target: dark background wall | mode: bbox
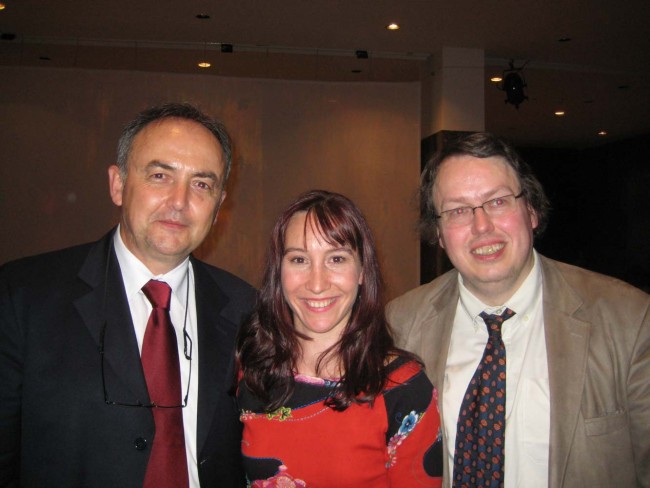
[524,134,650,292]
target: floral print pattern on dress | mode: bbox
[240,407,293,422]
[386,410,425,468]
[250,465,307,488]
[266,407,292,421]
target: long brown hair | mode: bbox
[236,190,405,411]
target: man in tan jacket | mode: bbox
[387,132,649,487]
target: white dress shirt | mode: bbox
[113,228,201,488]
[443,251,550,487]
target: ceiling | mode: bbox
[2,0,650,148]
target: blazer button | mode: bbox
[134,437,148,451]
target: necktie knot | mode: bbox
[142,280,172,311]
[480,308,515,339]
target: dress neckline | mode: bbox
[294,373,340,386]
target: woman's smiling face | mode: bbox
[281,211,363,345]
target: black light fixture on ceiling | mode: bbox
[497,60,528,109]
[355,50,369,59]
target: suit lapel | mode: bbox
[425,275,460,409]
[425,274,460,483]
[540,257,591,488]
[192,260,238,456]
[74,232,150,405]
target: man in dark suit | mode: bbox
[387,132,649,487]
[0,103,255,487]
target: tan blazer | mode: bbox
[387,255,650,488]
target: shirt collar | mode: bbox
[112,225,190,303]
[458,250,543,330]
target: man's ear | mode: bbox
[108,165,124,206]
[437,227,445,249]
[528,203,539,230]
[212,190,227,225]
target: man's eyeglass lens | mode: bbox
[437,192,524,227]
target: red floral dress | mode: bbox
[238,356,443,488]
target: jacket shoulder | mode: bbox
[388,269,458,315]
[1,241,95,287]
[191,259,256,307]
[542,257,649,311]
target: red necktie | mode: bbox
[453,308,515,488]
[141,280,189,488]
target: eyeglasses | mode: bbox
[435,192,525,227]
[99,322,192,408]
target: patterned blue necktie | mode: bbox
[452,308,515,488]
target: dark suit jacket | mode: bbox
[387,255,650,488]
[0,231,255,488]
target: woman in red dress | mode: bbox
[236,190,443,487]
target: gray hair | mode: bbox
[116,102,233,185]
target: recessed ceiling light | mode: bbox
[39,56,51,61]
[351,69,362,74]
[554,111,565,116]
[598,131,608,136]
[558,37,571,42]
[0,4,6,10]
[198,62,211,68]
[386,23,400,31]
[196,13,210,19]
[490,76,503,83]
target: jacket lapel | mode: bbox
[425,273,460,483]
[540,257,591,488]
[192,259,239,456]
[74,231,150,406]
[425,274,460,408]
